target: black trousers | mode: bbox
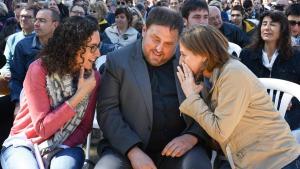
[94,145,212,169]
[0,95,15,145]
[0,95,15,169]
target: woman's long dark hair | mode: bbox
[40,16,98,76]
[248,11,293,59]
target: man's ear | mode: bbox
[142,25,147,37]
[53,21,59,28]
[183,18,188,27]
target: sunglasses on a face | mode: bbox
[271,4,285,11]
[289,20,300,26]
[117,1,126,5]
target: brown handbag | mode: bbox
[0,77,10,95]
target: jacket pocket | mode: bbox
[234,139,260,161]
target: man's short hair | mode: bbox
[146,7,184,35]
[135,3,145,12]
[209,0,222,10]
[25,4,41,18]
[181,0,209,19]
[70,4,86,14]
[285,3,300,17]
[231,5,244,16]
[39,8,61,22]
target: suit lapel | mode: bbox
[173,47,186,103]
[129,40,153,123]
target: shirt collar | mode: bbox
[262,49,278,70]
[23,30,35,36]
[32,35,43,49]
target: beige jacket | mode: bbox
[179,59,300,169]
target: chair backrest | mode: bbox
[259,78,300,117]
[228,42,242,57]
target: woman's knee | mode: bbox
[1,146,39,169]
[50,147,85,169]
[94,148,131,169]
[180,145,212,169]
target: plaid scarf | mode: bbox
[38,73,89,156]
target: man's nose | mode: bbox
[179,56,183,65]
[156,43,163,52]
[95,48,100,57]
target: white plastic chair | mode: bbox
[259,78,300,143]
[228,42,242,57]
[259,78,300,117]
[84,112,100,166]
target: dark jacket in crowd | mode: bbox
[58,2,69,18]
[240,48,300,130]
[9,34,41,103]
[220,22,250,48]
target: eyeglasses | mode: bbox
[71,10,85,16]
[89,10,96,14]
[117,1,126,5]
[289,20,300,26]
[86,44,100,53]
[20,15,33,19]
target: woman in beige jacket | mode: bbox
[176,25,300,169]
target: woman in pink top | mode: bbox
[1,16,101,169]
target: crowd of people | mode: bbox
[0,0,299,169]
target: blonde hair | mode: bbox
[89,1,108,20]
[180,25,230,72]
[130,7,145,30]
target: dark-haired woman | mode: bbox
[102,7,139,49]
[240,11,300,131]
[176,24,299,169]
[0,16,101,169]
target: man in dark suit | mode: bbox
[95,7,212,169]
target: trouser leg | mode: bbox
[50,147,85,169]
[94,148,132,169]
[159,145,212,169]
[1,146,39,169]
[0,95,15,145]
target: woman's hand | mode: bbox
[68,67,96,109]
[77,67,96,96]
[177,63,203,97]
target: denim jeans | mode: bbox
[1,145,84,169]
[282,156,300,169]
